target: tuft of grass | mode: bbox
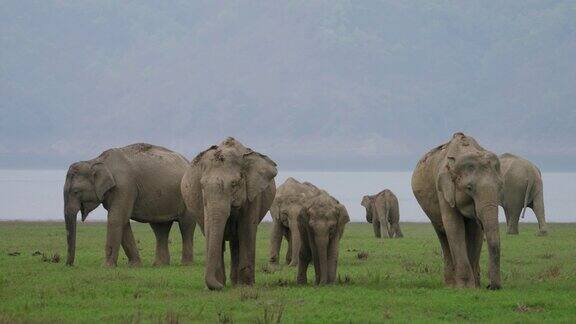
[239,287,259,301]
[356,251,369,260]
[337,274,353,285]
[217,311,233,324]
[515,303,544,313]
[537,265,561,281]
[256,303,285,324]
[40,252,61,263]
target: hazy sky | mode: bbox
[1,1,575,170]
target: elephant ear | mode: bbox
[91,162,116,201]
[297,206,310,232]
[337,204,350,226]
[336,204,350,237]
[243,151,278,202]
[269,200,280,220]
[437,157,456,208]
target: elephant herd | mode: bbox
[64,133,547,290]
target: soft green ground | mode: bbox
[0,222,574,323]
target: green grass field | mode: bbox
[0,222,574,323]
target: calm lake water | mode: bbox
[0,169,574,222]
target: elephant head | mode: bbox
[360,195,373,223]
[300,193,349,284]
[63,160,115,265]
[437,149,503,288]
[188,137,277,289]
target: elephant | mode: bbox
[297,189,350,285]
[499,153,547,236]
[269,177,321,266]
[180,137,277,290]
[411,132,503,290]
[64,143,196,267]
[361,189,403,238]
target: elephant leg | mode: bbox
[230,235,239,286]
[150,222,173,266]
[373,219,381,238]
[121,222,142,267]
[297,227,311,285]
[327,235,340,284]
[532,191,547,236]
[465,219,483,288]
[387,220,395,238]
[268,221,284,265]
[442,210,476,288]
[379,217,390,238]
[505,206,521,235]
[310,234,321,285]
[104,202,133,267]
[237,210,258,286]
[394,222,404,238]
[285,230,292,265]
[178,215,195,265]
[434,227,455,287]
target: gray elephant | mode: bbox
[64,143,196,267]
[361,189,403,238]
[269,178,321,266]
[180,137,277,290]
[411,133,502,289]
[499,153,547,236]
[297,188,349,285]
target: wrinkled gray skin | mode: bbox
[181,138,277,290]
[269,178,321,266]
[64,143,196,267]
[361,189,403,238]
[499,153,547,236]
[411,133,503,290]
[297,189,350,285]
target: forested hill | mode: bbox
[1,1,575,170]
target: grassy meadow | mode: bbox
[0,221,575,323]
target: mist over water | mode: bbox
[0,169,574,223]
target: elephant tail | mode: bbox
[521,178,533,219]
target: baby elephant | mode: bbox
[499,153,547,235]
[269,178,321,266]
[361,190,403,238]
[297,189,349,285]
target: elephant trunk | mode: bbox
[65,212,77,266]
[204,199,231,290]
[315,233,330,285]
[64,187,80,266]
[476,193,501,290]
[288,220,301,267]
[365,208,372,223]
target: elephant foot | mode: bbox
[153,259,170,266]
[486,283,502,290]
[506,229,519,235]
[104,261,117,268]
[128,259,142,267]
[537,230,548,236]
[206,277,225,291]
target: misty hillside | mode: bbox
[1,1,575,170]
